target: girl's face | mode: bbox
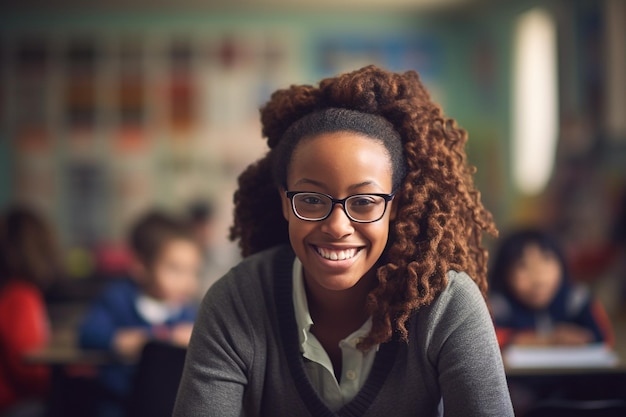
[145,239,201,306]
[280,131,397,295]
[508,243,562,310]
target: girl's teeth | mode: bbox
[317,247,356,260]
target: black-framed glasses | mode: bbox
[285,191,395,223]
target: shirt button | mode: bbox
[346,370,357,380]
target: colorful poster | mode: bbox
[65,39,98,131]
[116,38,147,152]
[14,37,51,153]
[316,35,442,85]
[167,38,195,139]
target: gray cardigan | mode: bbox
[173,245,513,416]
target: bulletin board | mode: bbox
[0,16,446,270]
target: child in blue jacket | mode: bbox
[79,210,201,413]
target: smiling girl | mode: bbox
[174,66,513,416]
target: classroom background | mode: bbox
[1,0,625,415]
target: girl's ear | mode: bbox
[279,187,291,221]
[389,196,399,221]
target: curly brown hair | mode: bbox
[230,65,497,349]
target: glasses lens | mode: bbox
[346,195,387,222]
[292,193,332,220]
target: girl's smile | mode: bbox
[309,244,365,274]
[313,245,361,261]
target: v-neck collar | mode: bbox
[273,246,399,417]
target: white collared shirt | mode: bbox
[291,258,378,411]
[135,294,181,325]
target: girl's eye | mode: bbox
[348,196,383,214]
[301,196,324,205]
[351,197,376,206]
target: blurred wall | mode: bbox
[0,8,459,255]
[1,0,624,278]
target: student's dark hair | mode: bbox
[230,65,497,349]
[488,227,569,299]
[129,210,195,267]
[187,199,215,224]
[0,204,61,289]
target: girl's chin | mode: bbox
[304,262,377,293]
[311,276,364,292]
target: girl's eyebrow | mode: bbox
[292,178,384,191]
[348,181,384,191]
[293,178,324,188]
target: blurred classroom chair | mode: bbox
[125,341,187,417]
[524,398,626,417]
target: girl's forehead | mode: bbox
[292,131,390,158]
[287,132,393,189]
[291,133,391,166]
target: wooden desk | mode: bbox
[501,343,626,417]
[25,346,118,367]
[24,324,136,367]
[506,363,626,377]
[503,343,620,369]
[507,369,626,412]
[504,348,626,416]
[24,342,135,417]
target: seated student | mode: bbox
[0,205,61,417]
[79,210,201,415]
[489,227,614,348]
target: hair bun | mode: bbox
[261,85,320,149]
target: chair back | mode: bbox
[524,398,626,417]
[126,341,187,417]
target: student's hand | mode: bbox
[113,328,149,359]
[170,323,194,347]
[550,324,594,345]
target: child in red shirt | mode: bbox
[0,206,61,415]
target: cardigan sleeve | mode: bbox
[173,269,254,417]
[428,272,514,417]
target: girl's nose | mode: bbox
[320,204,354,239]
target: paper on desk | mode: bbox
[503,343,619,368]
